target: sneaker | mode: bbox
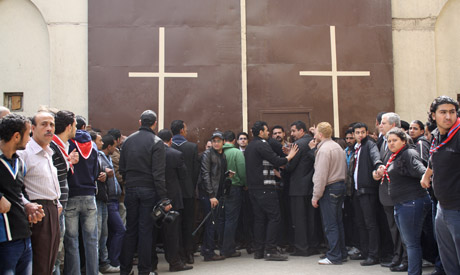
[347,247,360,256]
[100,265,120,273]
[319,258,336,265]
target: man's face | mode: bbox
[272,128,285,143]
[95,134,103,150]
[345,133,355,147]
[205,141,212,150]
[314,128,322,141]
[237,135,248,148]
[17,123,31,150]
[108,144,116,155]
[380,117,394,135]
[181,123,188,137]
[408,123,424,140]
[259,125,269,140]
[69,119,77,139]
[354,127,367,144]
[32,113,55,147]
[211,137,223,152]
[432,104,458,134]
[290,125,304,141]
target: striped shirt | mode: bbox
[17,138,61,205]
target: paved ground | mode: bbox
[123,250,435,275]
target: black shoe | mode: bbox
[222,251,241,258]
[390,263,408,272]
[381,261,399,268]
[203,255,225,262]
[431,270,446,275]
[254,251,264,259]
[186,253,194,265]
[169,263,193,272]
[350,253,365,260]
[246,247,254,254]
[360,257,379,266]
[265,251,288,261]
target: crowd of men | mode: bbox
[0,94,459,275]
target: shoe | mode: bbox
[223,251,241,258]
[347,246,360,256]
[390,263,408,272]
[423,259,435,268]
[431,270,446,275]
[169,263,193,272]
[203,255,225,262]
[318,258,341,265]
[290,250,310,257]
[254,251,264,259]
[360,257,379,266]
[186,253,194,265]
[350,253,365,260]
[342,256,348,262]
[246,247,254,254]
[149,272,158,275]
[264,251,288,261]
[100,265,120,273]
[381,261,399,268]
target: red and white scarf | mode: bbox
[430,117,460,155]
[381,145,405,185]
[52,135,74,174]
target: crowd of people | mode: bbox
[0,94,459,275]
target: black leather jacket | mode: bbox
[198,148,226,198]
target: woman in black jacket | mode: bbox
[409,120,430,165]
[373,127,430,275]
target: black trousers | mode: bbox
[290,195,321,252]
[249,189,281,253]
[352,192,380,259]
[152,214,182,268]
[383,205,407,264]
[179,198,195,256]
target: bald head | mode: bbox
[0,106,10,119]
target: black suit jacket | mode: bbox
[285,134,315,196]
[165,145,187,209]
[172,140,199,198]
[379,140,393,206]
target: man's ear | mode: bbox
[139,120,142,126]
[431,112,436,122]
[13,132,21,142]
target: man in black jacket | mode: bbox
[119,110,171,275]
[285,120,319,256]
[351,123,382,266]
[171,120,199,264]
[154,129,193,272]
[245,121,298,261]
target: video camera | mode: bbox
[151,199,180,227]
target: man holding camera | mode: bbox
[119,110,171,275]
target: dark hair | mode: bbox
[426,121,437,132]
[410,120,425,131]
[376,111,386,125]
[223,130,236,142]
[76,115,87,129]
[290,121,307,132]
[237,132,248,140]
[400,120,409,131]
[428,95,459,124]
[55,110,75,135]
[271,125,284,133]
[352,122,368,132]
[0,114,30,142]
[251,121,268,137]
[101,134,115,150]
[386,127,408,143]
[158,129,173,142]
[107,128,121,140]
[88,130,98,141]
[140,110,157,127]
[170,120,185,135]
[345,129,354,136]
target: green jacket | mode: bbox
[223,143,246,187]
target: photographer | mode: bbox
[152,129,193,272]
[197,131,228,261]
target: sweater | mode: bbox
[222,143,246,187]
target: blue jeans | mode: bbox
[97,200,110,268]
[0,238,32,275]
[107,201,125,266]
[200,197,218,257]
[319,182,347,264]
[120,187,157,275]
[218,185,242,256]
[394,195,431,275]
[435,204,460,275]
[64,196,99,275]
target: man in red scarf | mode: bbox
[421,95,460,275]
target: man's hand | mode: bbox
[58,205,63,216]
[286,144,299,161]
[420,168,433,189]
[105,168,114,178]
[25,203,45,224]
[164,204,172,212]
[69,149,79,165]
[210,198,219,209]
[97,172,107,182]
[308,139,317,149]
[312,199,319,208]
[0,196,11,213]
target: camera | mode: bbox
[151,198,180,227]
